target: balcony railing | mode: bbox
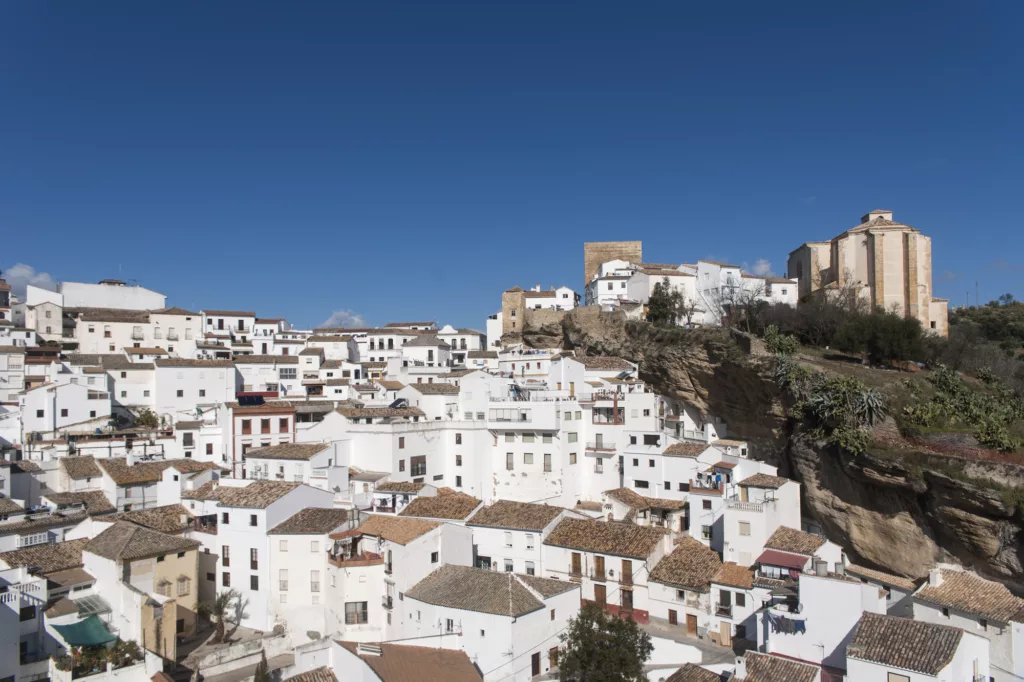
[590,568,607,582]
[725,499,764,513]
[716,602,733,618]
[586,442,615,452]
[327,552,383,568]
[382,595,393,610]
[569,567,583,582]
[167,331,179,341]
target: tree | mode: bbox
[134,408,159,429]
[253,650,269,682]
[646,277,682,326]
[834,309,925,366]
[558,602,653,682]
[198,589,240,644]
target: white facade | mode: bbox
[20,382,112,437]
[60,280,166,310]
[153,359,239,426]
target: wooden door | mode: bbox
[668,609,678,626]
[531,652,541,677]
[549,647,559,669]
[594,555,605,579]
[594,584,607,604]
[621,559,633,585]
[719,622,732,648]
[621,589,633,612]
[571,552,581,577]
[686,614,697,636]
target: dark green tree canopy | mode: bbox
[559,602,653,682]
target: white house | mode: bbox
[911,567,1024,682]
[0,345,27,402]
[466,500,579,574]
[846,612,991,682]
[60,279,166,311]
[585,260,638,308]
[153,358,238,426]
[721,473,802,568]
[519,285,579,311]
[403,564,580,681]
[243,442,347,493]
[20,381,112,437]
[284,639,481,682]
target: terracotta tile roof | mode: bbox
[354,515,440,545]
[649,536,722,592]
[106,504,194,534]
[336,641,482,682]
[408,383,460,395]
[86,521,199,561]
[663,443,712,457]
[233,355,298,364]
[71,307,151,323]
[226,400,297,413]
[155,358,234,368]
[151,307,198,316]
[741,652,817,682]
[665,664,721,682]
[46,567,95,588]
[202,310,255,317]
[42,490,115,515]
[243,442,330,461]
[298,347,324,356]
[737,473,790,489]
[97,457,220,485]
[544,518,666,559]
[338,407,425,419]
[0,497,23,515]
[283,667,338,682]
[375,481,426,494]
[398,491,481,521]
[847,613,963,675]
[268,508,354,535]
[360,361,388,369]
[438,369,475,378]
[574,356,634,370]
[378,380,405,390]
[0,538,89,574]
[215,481,302,509]
[122,347,168,356]
[0,345,27,354]
[523,290,556,298]
[61,456,102,479]
[324,378,350,386]
[467,350,497,359]
[698,260,740,269]
[384,321,436,328]
[307,335,352,343]
[845,564,917,592]
[574,501,603,512]
[604,488,686,512]
[517,572,579,599]
[712,562,754,590]
[915,569,1024,623]
[406,565,549,616]
[764,527,827,556]
[181,481,226,501]
[0,510,89,535]
[321,360,342,369]
[468,500,565,531]
[403,335,450,349]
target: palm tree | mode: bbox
[198,589,238,644]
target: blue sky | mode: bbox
[1,1,1021,329]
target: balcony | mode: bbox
[590,568,607,582]
[191,518,218,534]
[716,602,732,618]
[167,331,179,341]
[725,499,764,513]
[620,573,633,586]
[382,595,393,610]
[586,442,616,453]
[569,567,583,583]
[131,330,145,340]
[327,552,383,568]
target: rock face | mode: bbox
[553,308,1024,588]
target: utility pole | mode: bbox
[976,281,979,307]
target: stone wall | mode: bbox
[583,241,642,286]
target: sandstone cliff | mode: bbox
[551,308,1024,588]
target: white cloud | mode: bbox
[4,263,58,299]
[319,309,368,329]
[749,258,774,277]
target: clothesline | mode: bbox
[767,612,807,634]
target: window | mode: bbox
[523,433,535,443]
[399,437,405,449]
[207,572,215,581]
[702,525,712,540]
[738,521,751,536]
[222,572,231,587]
[345,602,368,625]
[207,443,214,455]
[222,545,230,566]
[455,432,462,445]
[311,541,319,553]
[649,459,655,467]
[635,480,649,489]
[279,539,288,552]
[261,418,270,434]
[279,569,288,591]
[250,548,259,569]
[222,512,230,525]
[431,552,439,563]
[455,475,462,487]
[505,432,514,443]
[20,605,36,621]
[643,434,659,446]
[177,390,184,398]
[543,433,552,444]
[398,459,405,472]
[410,456,426,476]
[506,452,514,471]
[564,411,571,420]
[455,454,462,466]
[177,577,191,597]
[543,453,552,472]
[90,410,96,418]
[630,435,637,445]
[60,408,68,417]
[504,532,513,547]
[36,409,43,418]
[551,609,556,621]
[310,570,320,592]
[526,534,535,550]
[199,389,206,398]
[280,367,296,379]
[569,452,577,464]
[887,675,910,682]
[183,433,194,447]
[121,371,127,379]
[241,419,251,434]
[525,561,535,576]
[567,432,577,443]
[250,575,259,590]
[643,409,650,417]
[504,559,514,572]
[524,453,534,465]
[279,417,288,432]
[144,390,150,397]
[632,458,639,466]
[736,593,746,607]
[575,411,581,420]
[664,481,670,490]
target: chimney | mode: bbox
[929,568,943,587]
[814,560,827,577]
[840,551,849,569]
[125,453,135,467]
[734,655,747,679]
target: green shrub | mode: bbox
[764,325,799,356]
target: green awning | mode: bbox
[52,615,117,647]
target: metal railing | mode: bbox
[590,568,607,582]
[725,499,764,513]
[716,602,732,618]
[586,442,615,451]
[382,596,393,610]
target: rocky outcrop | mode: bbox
[550,308,1024,588]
